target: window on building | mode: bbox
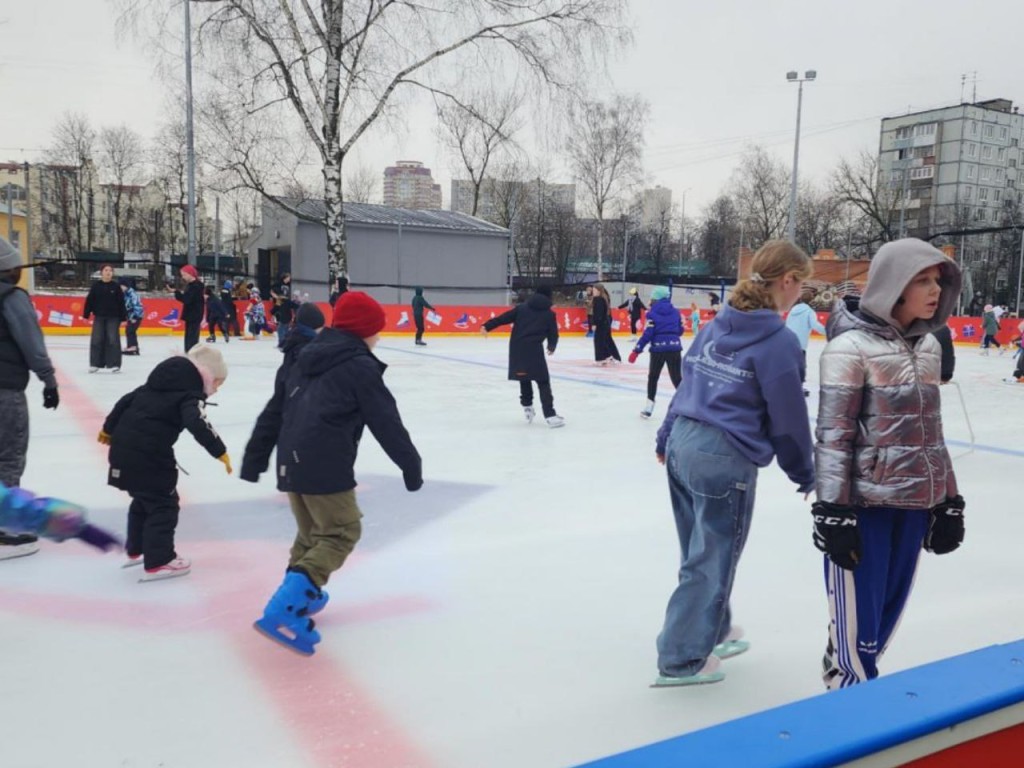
[996,169,1005,182]
[971,120,979,135]
[962,187,973,201]
[968,165,977,179]
[994,189,1003,203]
[914,123,937,136]
[913,146,934,159]
[979,187,989,201]
[984,124,995,138]
[982,167,993,181]
[895,126,912,140]
[890,171,903,183]
[982,146,994,160]
[910,166,935,180]
[998,148,1007,161]
[1012,159,1019,168]
[975,208,987,221]
[967,143,978,157]
[1000,126,1009,140]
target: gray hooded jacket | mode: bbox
[815,239,961,509]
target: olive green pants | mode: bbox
[287,491,363,588]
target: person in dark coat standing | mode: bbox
[221,280,241,337]
[0,235,60,560]
[411,286,434,346]
[271,273,295,349]
[169,264,205,352]
[83,264,127,372]
[99,346,231,581]
[204,286,230,343]
[618,288,647,337]
[240,302,325,482]
[481,286,565,428]
[252,291,422,655]
[591,283,621,364]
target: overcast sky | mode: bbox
[4,0,1024,223]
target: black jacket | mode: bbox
[83,280,128,320]
[933,325,955,382]
[240,328,316,481]
[618,295,646,320]
[175,281,205,323]
[206,295,228,324]
[276,329,421,494]
[103,357,226,494]
[483,292,559,381]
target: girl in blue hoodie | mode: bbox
[651,240,816,687]
[628,285,683,418]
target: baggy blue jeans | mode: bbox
[656,417,758,677]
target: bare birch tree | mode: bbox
[565,93,647,279]
[99,125,145,252]
[343,162,379,204]
[46,112,96,255]
[118,0,628,290]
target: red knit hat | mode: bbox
[181,264,199,279]
[331,291,386,338]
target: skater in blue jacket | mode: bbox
[627,286,683,419]
[784,297,826,395]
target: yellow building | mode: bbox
[0,206,30,290]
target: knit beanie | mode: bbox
[331,291,386,338]
[181,264,199,279]
[295,302,325,330]
[651,286,670,301]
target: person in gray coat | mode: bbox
[0,236,60,560]
[813,238,963,690]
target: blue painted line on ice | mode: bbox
[380,344,1024,459]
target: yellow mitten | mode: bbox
[218,454,233,475]
[97,431,111,445]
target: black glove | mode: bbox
[812,501,861,570]
[924,494,965,555]
[404,472,423,492]
[43,387,59,410]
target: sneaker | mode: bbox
[88,367,99,373]
[524,406,536,423]
[140,557,191,582]
[713,626,750,659]
[641,399,654,418]
[121,553,144,569]
[546,415,566,428]
[111,367,121,373]
[0,532,41,560]
[652,655,724,687]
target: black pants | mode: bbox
[414,315,425,342]
[207,319,229,341]
[983,334,1001,349]
[800,349,807,384]
[124,318,141,351]
[89,316,122,369]
[226,306,241,336]
[126,490,181,569]
[184,321,201,352]
[647,351,682,400]
[519,378,555,418]
[630,315,641,335]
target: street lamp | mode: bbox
[786,69,816,243]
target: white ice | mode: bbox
[3,331,1023,768]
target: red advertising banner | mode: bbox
[26,295,1021,342]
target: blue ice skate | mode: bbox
[253,570,323,656]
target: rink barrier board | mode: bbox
[27,296,1023,341]
[575,640,1024,768]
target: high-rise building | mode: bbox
[382,161,443,210]
[640,186,672,229]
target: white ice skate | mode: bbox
[140,557,191,582]
[524,406,536,423]
[641,399,655,418]
[546,415,566,428]
[121,554,144,569]
[0,533,41,560]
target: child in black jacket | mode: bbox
[253,292,422,655]
[169,265,205,352]
[204,286,229,343]
[99,346,232,581]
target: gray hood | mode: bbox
[0,236,20,272]
[859,238,962,338]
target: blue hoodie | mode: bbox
[784,302,826,351]
[655,303,814,491]
[634,298,683,354]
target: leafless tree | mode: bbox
[696,195,742,277]
[566,93,648,279]
[831,151,900,250]
[343,161,379,204]
[117,0,629,290]
[46,112,97,254]
[793,184,847,256]
[438,86,523,217]
[729,145,790,249]
[99,125,145,252]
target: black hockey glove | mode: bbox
[812,501,861,570]
[43,387,59,410]
[924,495,965,555]
[404,471,423,492]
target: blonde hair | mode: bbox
[730,240,813,312]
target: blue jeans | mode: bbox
[656,417,758,677]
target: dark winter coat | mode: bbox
[83,280,128,321]
[591,295,621,361]
[276,328,422,495]
[205,295,228,324]
[618,294,646,321]
[175,281,205,323]
[240,327,316,482]
[411,287,434,320]
[483,292,559,381]
[635,298,683,354]
[932,325,955,382]
[103,357,226,494]
[0,282,57,392]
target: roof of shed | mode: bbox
[276,198,509,235]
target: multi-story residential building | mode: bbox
[640,185,672,229]
[450,178,575,223]
[382,161,443,209]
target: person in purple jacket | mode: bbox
[651,240,816,687]
[627,285,683,419]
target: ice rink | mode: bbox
[4,330,1024,768]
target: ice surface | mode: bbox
[3,332,1022,768]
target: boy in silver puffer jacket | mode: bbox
[813,238,964,690]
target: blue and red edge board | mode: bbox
[576,640,1024,768]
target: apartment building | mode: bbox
[382,161,443,209]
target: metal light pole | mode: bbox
[184,0,198,265]
[1016,225,1024,316]
[786,69,817,243]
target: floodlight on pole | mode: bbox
[786,69,816,243]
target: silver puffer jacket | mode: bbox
[815,303,957,509]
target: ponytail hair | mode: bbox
[730,240,813,312]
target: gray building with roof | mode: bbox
[252,198,511,304]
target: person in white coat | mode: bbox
[785,298,826,396]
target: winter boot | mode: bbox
[640,399,655,418]
[253,570,323,655]
[652,655,724,687]
[523,406,536,423]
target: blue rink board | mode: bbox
[577,640,1024,768]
